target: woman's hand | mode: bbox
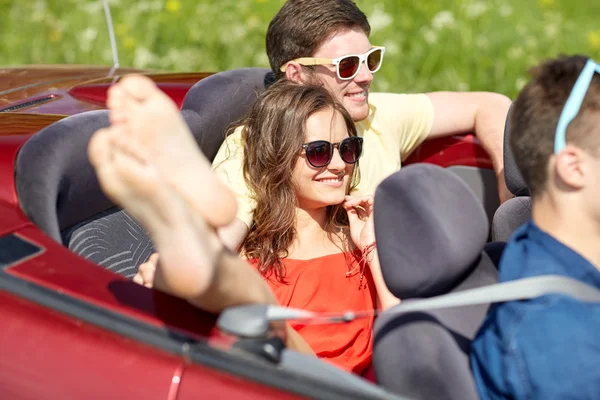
[133,252,159,288]
[344,195,375,251]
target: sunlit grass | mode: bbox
[1,0,599,98]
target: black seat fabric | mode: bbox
[483,241,507,268]
[16,110,113,241]
[372,163,498,400]
[491,197,532,242]
[62,208,154,278]
[491,105,533,241]
[15,110,154,277]
[503,107,529,198]
[181,67,274,161]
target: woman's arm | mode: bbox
[344,195,400,311]
[363,247,400,311]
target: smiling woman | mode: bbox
[231,80,399,373]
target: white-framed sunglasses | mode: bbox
[280,46,386,81]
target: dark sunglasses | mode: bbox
[281,47,386,81]
[301,136,363,168]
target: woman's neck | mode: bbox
[288,206,344,259]
[295,206,329,232]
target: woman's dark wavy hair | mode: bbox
[241,80,360,281]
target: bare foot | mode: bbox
[88,126,220,298]
[106,74,237,228]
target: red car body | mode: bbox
[0,65,496,399]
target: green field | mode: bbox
[2,0,600,98]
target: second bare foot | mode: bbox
[106,74,238,228]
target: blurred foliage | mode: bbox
[1,0,600,98]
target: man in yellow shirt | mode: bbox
[212,0,512,250]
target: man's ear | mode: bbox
[554,145,585,190]
[284,62,309,84]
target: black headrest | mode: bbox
[503,104,530,196]
[15,110,114,242]
[374,164,489,299]
[181,67,274,161]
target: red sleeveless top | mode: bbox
[257,251,376,374]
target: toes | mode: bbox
[119,75,160,102]
[114,132,148,163]
[88,128,114,168]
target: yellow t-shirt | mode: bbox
[212,92,434,227]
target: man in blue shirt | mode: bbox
[470,55,600,399]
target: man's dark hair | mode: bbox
[510,54,600,197]
[266,0,370,79]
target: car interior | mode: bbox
[12,68,532,399]
[372,163,500,400]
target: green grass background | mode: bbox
[2,0,600,98]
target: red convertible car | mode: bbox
[0,63,501,399]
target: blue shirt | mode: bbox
[470,221,600,399]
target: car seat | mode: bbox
[15,69,275,277]
[372,163,499,400]
[180,67,274,161]
[14,110,155,278]
[491,106,532,242]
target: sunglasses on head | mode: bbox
[554,58,600,154]
[301,136,363,168]
[280,47,386,81]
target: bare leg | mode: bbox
[106,74,237,228]
[88,99,313,355]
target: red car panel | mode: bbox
[0,289,180,399]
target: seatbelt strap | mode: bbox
[218,275,600,337]
[374,274,600,316]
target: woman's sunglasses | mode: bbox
[281,47,386,81]
[301,136,363,168]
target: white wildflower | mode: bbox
[508,46,525,59]
[369,5,393,34]
[476,36,489,50]
[422,28,438,44]
[525,36,538,49]
[254,53,269,67]
[32,0,47,22]
[383,40,400,56]
[133,47,158,68]
[544,24,558,37]
[465,2,489,19]
[80,1,103,16]
[499,5,513,17]
[516,25,528,35]
[515,77,528,91]
[457,82,470,91]
[80,27,98,52]
[228,25,249,42]
[431,11,456,31]
[65,49,76,64]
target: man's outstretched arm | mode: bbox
[426,91,513,203]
